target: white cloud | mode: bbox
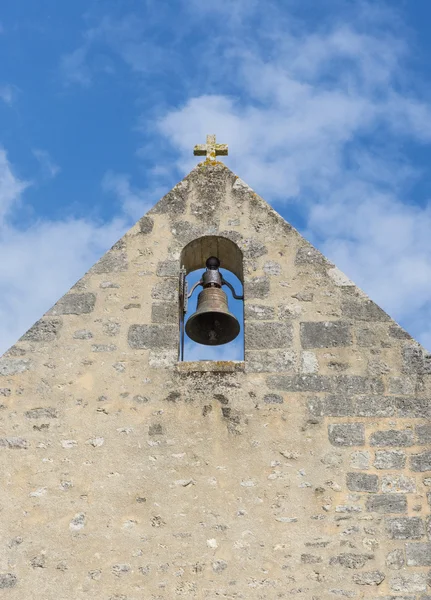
[0,84,16,105]
[32,149,61,179]
[60,46,92,86]
[101,171,154,221]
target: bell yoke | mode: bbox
[185,256,243,346]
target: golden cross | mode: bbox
[193,134,228,161]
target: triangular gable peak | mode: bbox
[0,158,430,599]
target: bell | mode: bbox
[186,287,240,346]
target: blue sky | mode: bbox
[2,0,431,355]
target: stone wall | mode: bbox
[0,162,430,599]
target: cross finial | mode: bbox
[193,134,228,162]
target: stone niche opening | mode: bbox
[179,235,245,368]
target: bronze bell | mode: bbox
[185,257,241,346]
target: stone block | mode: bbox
[388,377,415,395]
[244,304,275,320]
[242,239,268,259]
[389,325,412,339]
[416,425,431,444]
[352,570,385,585]
[308,395,353,417]
[390,573,427,592]
[396,396,431,418]
[355,395,395,417]
[91,251,128,274]
[341,297,390,321]
[268,374,332,392]
[381,475,416,494]
[245,350,296,373]
[151,279,177,301]
[346,472,378,492]
[73,329,93,340]
[402,344,431,375]
[245,322,292,349]
[385,517,425,540]
[139,216,154,234]
[328,423,365,446]
[128,325,177,349]
[295,245,328,265]
[263,394,283,404]
[151,303,177,324]
[329,553,374,568]
[20,318,62,342]
[369,429,414,447]
[244,276,270,299]
[405,543,431,566]
[156,260,178,277]
[374,450,406,470]
[91,344,117,352]
[410,451,431,472]
[0,438,28,449]
[263,261,281,275]
[385,549,405,570]
[366,494,407,514]
[149,351,177,368]
[0,574,17,588]
[150,186,187,214]
[356,326,380,347]
[0,359,30,376]
[301,351,319,374]
[49,293,96,315]
[335,375,384,395]
[300,321,352,349]
[350,451,370,470]
[25,407,58,419]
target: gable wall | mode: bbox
[0,163,430,599]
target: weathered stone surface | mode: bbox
[386,517,425,539]
[295,245,328,265]
[73,329,93,339]
[148,350,177,368]
[50,293,96,315]
[91,251,128,274]
[151,279,177,301]
[244,304,275,320]
[370,429,414,447]
[374,450,406,470]
[151,303,177,324]
[329,553,374,569]
[245,350,296,373]
[263,393,283,404]
[20,318,62,342]
[388,376,415,395]
[411,450,431,472]
[385,549,405,570]
[25,407,58,419]
[150,186,187,215]
[335,375,384,395]
[402,344,431,375]
[416,425,431,444]
[366,494,407,514]
[328,423,365,446]
[406,543,431,566]
[346,472,378,492]
[355,395,395,417]
[352,570,385,585]
[381,475,416,493]
[0,574,17,588]
[138,216,154,234]
[263,260,281,275]
[301,351,319,374]
[350,451,370,470]
[308,395,353,417]
[390,573,427,592]
[0,358,30,376]
[396,396,431,418]
[156,260,178,277]
[128,325,177,349]
[0,437,28,449]
[342,297,390,321]
[0,388,11,396]
[268,374,332,392]
[91,344,117,352]
[244,276,270,299]
[245,322,292,349]
[300,321,352,348]
[389,324,412,339]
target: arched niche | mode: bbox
[180,236,243,282]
